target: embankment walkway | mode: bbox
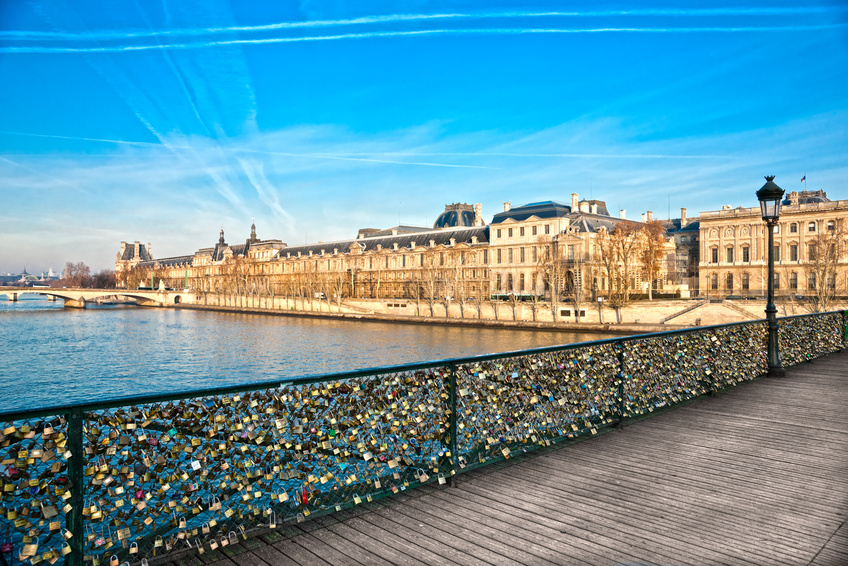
[191,349,847,566]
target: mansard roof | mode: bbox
[491,201,573,224]
[120,244,151,261]
[566,213,628,234]
[279,226,489,259]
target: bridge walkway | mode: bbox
[185,350,848,566]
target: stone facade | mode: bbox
[698,190,848,297]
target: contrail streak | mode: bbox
[2,24,844,54]
[0,156,90,194]
[0,130,165,146]
[236,148,500,169]
[1,7,841,40]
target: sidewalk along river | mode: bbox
[0,295,614,412]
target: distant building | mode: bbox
[698,189,848,297]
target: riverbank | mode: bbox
[172,302,662,334]
[165,295,848,334]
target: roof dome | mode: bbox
[433,203,476,229]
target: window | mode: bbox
[519,273,525,291]
[508,228,513,237]
[386,256,389,268]
[774,245,780,262]
[520,227,525,237]
[482,250,488,264]
[496,229,501,238]
[532,246,537,263]
[568,245,575,261]
[497,249,502,264]
[419,254,423,266]
[808,273,816,291]
[790,244,798,261]
[402,255,406,267]
[828,273,836,290]
[496,274,502,291]
[808,244,816,261]
[520,247,525,263]
[827,220,835,232]
[726,248,734,263]
[710,273,718,290]
[808,222,816,232]
[532,226,538,236]
[742,273,750,290]
[544,224,550,235]
[790,272,798,290]
[774,273,780,290]
[742,246,749,263]
[790,223,798,233]
[507,273,513,291]
[439,253,444,266]
[726,273,733,290]
[508,248,514,263]
[711,248,718,264]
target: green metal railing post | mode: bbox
[843,310,848,345]
[616,340,626,429]
[68,409,84,566]
[447,363,458,487]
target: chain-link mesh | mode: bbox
[779,313,844,366]
[79,367,450,564]
[454,343,620,468]
[0,416,73,565]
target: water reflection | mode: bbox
[0,296,611,411]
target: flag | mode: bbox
[801,175,806,182]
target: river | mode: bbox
[0,295,612,412]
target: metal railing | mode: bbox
[1,311,845,566]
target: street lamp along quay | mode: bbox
[756,175,785,377]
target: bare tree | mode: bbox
[805,218,845,312]
[595,221,642,323]
[63,261,92,288]
[639,220,668,300]
[536,236,567,322]
[91,270,117,288]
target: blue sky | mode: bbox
[1,1,846,273]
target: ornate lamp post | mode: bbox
[757,175,785,377]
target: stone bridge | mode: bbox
[0,286,194,308]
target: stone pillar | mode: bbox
[64,298,86,309]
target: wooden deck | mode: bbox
[189,350,848,566]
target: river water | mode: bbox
[0,295,612,412]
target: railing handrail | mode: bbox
[2,310,842,421]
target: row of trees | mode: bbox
[62,261,116,288]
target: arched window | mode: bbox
[507,273,514,291]
[519,273,525,291]
[496,274,502,291]
[790,222,798,233]
[742,273,750,290]
[726,273,734,290]
[808,272,817,290]
[710,273,718,290]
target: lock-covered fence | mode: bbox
[1,311,846,566]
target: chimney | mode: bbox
[641,213,646,222]
[134,241,140,258]
[503,202,511,212]
[393,243,398,250]
[147,242,152,258]
[619,209,626,219]
[474,203,483,226]
[647,211,653,222]
[471,236,478,244]
[120,242,127,255]
[571,193,579,209]
[680,207,687,227]
[392,229,398,236]
[410,241,416,248]
[449,238,456,246]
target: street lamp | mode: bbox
[756,175,785,377]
